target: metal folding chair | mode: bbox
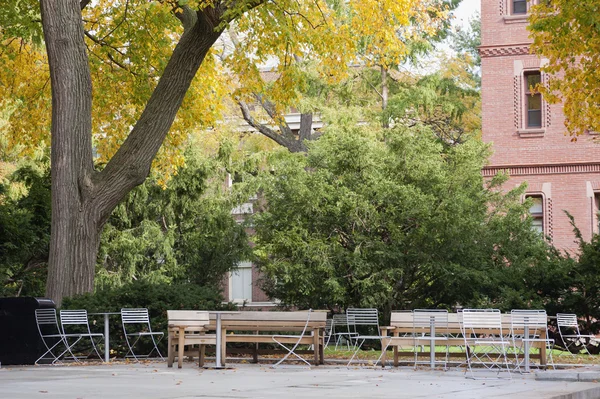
[346,308,383,366]
[324,318,333,348]
[272,309,313,368]
[556,313,598,355]
[460,309,512,379]
[121,308,164,361]
[331,313,356,350]
[35,309,73,364]
[412,309,449,369]
[59,309,104,362]
[510,309,554,372]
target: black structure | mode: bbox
[0,297,56,365]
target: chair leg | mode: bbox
[149,334,164,360]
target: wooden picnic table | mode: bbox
[380,312,549,368]
[205,310,328,366]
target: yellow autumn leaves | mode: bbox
[1,0,451,183]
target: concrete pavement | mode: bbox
[1,362,600,399]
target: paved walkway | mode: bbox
[1,362,600,399]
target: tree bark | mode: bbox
[41,0,95,304]
[41,0,261,305]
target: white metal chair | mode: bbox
[271,309,313,368]
[510,309,554,372]
[412,309,449,369]
[121,308,164,361]
[324,318,333,348]
[460,309,512,379]
[556,313,598,355]
[346,308,383,366]
[35,308,74,364]
[331,313,356,350]
[59,309,104,362]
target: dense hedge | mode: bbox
[62,281,234,358]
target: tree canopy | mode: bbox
[251,118,558,314]
[529,1,600,136]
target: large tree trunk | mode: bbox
[41,0,252,306]
[41,0,96,303]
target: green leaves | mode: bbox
[252,121,558,313]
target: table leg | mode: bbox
[178,327,184,368]
[104,314,110,362]
[430,321,436,370]
[313,329,319,365]
[524,325,530,372]
[215,315,222,368]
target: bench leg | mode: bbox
[394,346,399,367]
[167,332,174,368]
[313,331,319,365]
[252,343,258,363]
[319,339,324,365]
[199,344,205,367]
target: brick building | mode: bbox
[481,0,600,253]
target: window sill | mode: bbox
[504,14,529,24]
[517,128,545,138]
[223,301,280,307]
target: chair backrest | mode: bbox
[122,308,151,325]
[510,309,547,329]
[413,309,448,335]
[325,318,333,335]
[332,314,349,327]
[35,308,61,336]
[60,309,93,335]
[346,308,379,327]
[36,308,59,326]
[510,309,548,337]
[556,313,581,334]
[60,309,90,325]
[461,309,503,335]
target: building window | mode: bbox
[513,0,527,14]
[525,71,542,128]
[230,261,253,302]
[527,195,544,234]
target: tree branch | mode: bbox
[80,0,91,10]
[238,100,296,149]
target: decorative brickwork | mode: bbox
[482,0,600,251]
[543,74,551,127]
[480,45,530,58]
[482,163,600,178]
[513,76,521,129]
[545,197,554,240]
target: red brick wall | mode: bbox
[481,0,600,252]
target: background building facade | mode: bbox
[481,0,600,252]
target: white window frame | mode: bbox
[229,261,253,304]
[525,194,545,235]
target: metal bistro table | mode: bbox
[89,312,121,362]
[208,311,240,369]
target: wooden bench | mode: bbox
[381,312,549,367]
[205,310,328,366]
[167,310,216,368]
